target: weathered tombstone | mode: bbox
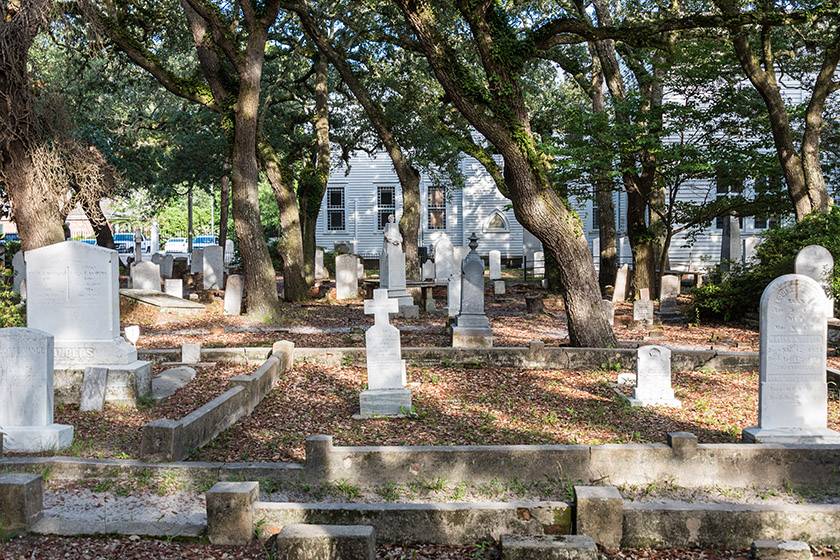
[182,342,201,364]
[613,264,630,302]
[358,289,411,417]
[434,237,455,284]
[314,248,326,280]
[79,367,108,412]
[12,251,24,295]
[203,245,224,290]
[422,259,435,281]
[151,253,163,266]
[0,328,74,451]
[190,247,204,274]
[25,242,151,406]
[626,345,681,407]
[489,250,502,280]
[633,300,654,324]
[659,275,680,315]
[452,234,493,347]
[447,274,461,318]
[131,261,161,291]
[223,274,243,315]
[494,280,505,295]
[335,254,358,300]
[720,214,741,272]
[532,251,545,277]
[134,227,143,262]
[795,245,834,318]
[380,216,417,317]
[743,274,840,443]
[601,300,615,326]
[356,255,364,280]
[164,279,183,299]
[224,239,235,267]
[160,254,174,279]
[639,288,650,301]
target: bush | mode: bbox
[693,207,840,320]
[0,266,25,327]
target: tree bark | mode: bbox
[0,0,65,252]
[79,195,116,250]
[219,171,230,259]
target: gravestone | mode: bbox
[720,214,741,272]
[315,248,326,280]
[224,239,235,267]
[160,254,174,279]
[203,245,224,290]
[380,216,417,317]
[134,227,143,262]
[633,300,654,324]
[494,280,505,295]
[356,255,365,280]
[434,237,455,284]
[532,251,545,277]
[165,279,183,299]
[190,247,204,274]
[626,345,680,407]
[422,259,435,280]
[335,254,358,300]
[25,241,151,406]
[743,274,840,443]
[224,274,243,315]
[489,250,502,280]
[639,288,650,301]
[0,328,74,452]
[79,367,108,412]
[601,300,615,326]
[182,343,201,364]
[659,275,680,315]
[447,274,461,318]
[613,264,630,302]
[795,245,834,318]
[452,234,493,347]
[131,261,161,291]
[151,253,163,266]
[358,289,411,417]
[522,228,541,271]
[12,251,24,295]
[744,237,761,265]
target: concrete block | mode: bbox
[751,540,812,560]
[139,418,179,462]
[0,474,43,532]
[501,534,597,560]
[181,342,201,364]
[206,481,259,545]
[305,435,333,481]
[574,486,622,548]
[668,432,698,458]
[358,388,412,418]
[272,340,295,369]
[273,524,375,560]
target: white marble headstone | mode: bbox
[422,259,435,280]
[363,289,406,390]
[659,275,680,315]
[489,250,502,280]
[629,345,680,407]
[165,279,183,299]
[25,241,136,367]
[633,300,654,324]
[131,261,161,291]
[434,237,455,284]
[335,254,358,300]
[0,327,74,451]
[203,245,224,289]
[12,251,24,295]
[795,245,834,318]
[743,274,840,443]
[315,248,326,280]
[224,274,243,315]
[613,264,630,302]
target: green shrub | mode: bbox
[692,207,840,320]
[0,266,25,327]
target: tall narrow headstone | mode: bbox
[613,264,629,302]
[134,227,143,262]
[380,216,417,317]
[0,328,74,451]
[335,254,358,300]
[203,245,224,290]
[601,300,615,326]
[452,234,493,347]
[12,251,24,295]
[190,247,204,274]
[358,289,411,417]
[131,261,161,291]
[79,367,108,412]
[522,228,541,271]
[434,237,455,284]
[532,251,545,277]
[223,274,243,315]
[356,255,364,280]
[224,239,235,267]
[160,254,174,279]
[489,250,502,280]
[626,345,680,408]
[659,275,680,315]
[314,248,326,280]
[795,245,834,318]
[743,274,840,443]
[721,214,741,272]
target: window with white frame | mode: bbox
[377,185,396,230]
[715,168,744,229]
[483,210,510,233]
[326,186,345,231]
[427,185,446,230]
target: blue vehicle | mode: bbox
[193,234,219,250]
[0,233,20,244]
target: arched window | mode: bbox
[483,210,510,233]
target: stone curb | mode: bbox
[31,518,205,538]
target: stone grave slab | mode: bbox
[131,261,161,291]
[336,254,358,300]
[203,245,224,290]
[627,345,681,408]
[190,248,204,274]
[659,275,680,315]
[79,367,108,411]
[164,279,183,299]
[633,300,654,324]
[224,275,243,315]
[120,289,205,314]
[613,264,629,302]
[489,250,502,280]
[434,237,454,285]
[795,245,834,318]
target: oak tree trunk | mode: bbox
[219,172,230,258]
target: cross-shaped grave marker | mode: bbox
[364,288,399,325]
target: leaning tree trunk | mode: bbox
[0,0,65,252]
[626,188,656,299]
[80,195,116,249]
